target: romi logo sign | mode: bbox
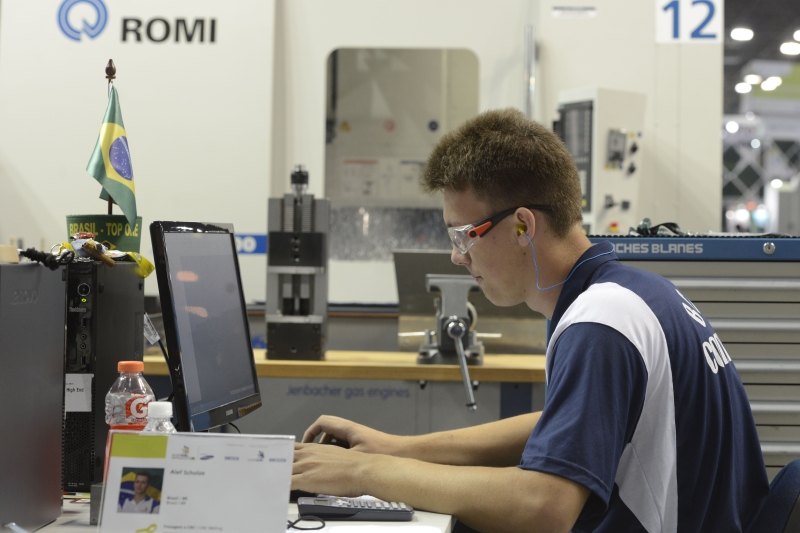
[58,1,218,44]
[122,18,217,43]
[58,0,108,41]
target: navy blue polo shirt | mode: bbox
[519,242,769,532]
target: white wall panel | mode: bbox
[0,0,274,301]
[537,0,722,233]
[270,0,538,200]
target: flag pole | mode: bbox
[104,59,116,215]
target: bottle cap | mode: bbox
[147,401,172,418]
[118,361,144,372]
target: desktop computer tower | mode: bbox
[0,263,65,530]
[63,261,144,492]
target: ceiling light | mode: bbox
[752,207,769,226]
[731,28,754,41]
[744,74,762,85]
[735,208,750,223]
[771,179,784,189]
[795,30,800,41]
[761,77,782,91]
[735,83,752,94]
[780,42,800,55]
[725,121,739,133]
[751,139,761,149]
[746,112,755,120]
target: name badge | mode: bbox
[99,431,294,533]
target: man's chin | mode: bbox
[480,287,520,308]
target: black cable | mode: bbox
[632,220,685,237]
[287,516,325,531]
[18,248,74,270]
[158,339,168,362]
[157,339,175,402]
[228,422,241,434]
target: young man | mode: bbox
[292,108,769,532]
[118,471,160,514]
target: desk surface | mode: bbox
[46,499,453,532]
[144,350,545,383]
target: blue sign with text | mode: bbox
[589,236,800,261]
[235,234,267,255]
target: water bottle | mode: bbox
[142,401,177,433]
[105,361,155,430]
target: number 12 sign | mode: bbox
[656,0,723,43]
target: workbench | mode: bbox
[144,350,546,383]
[142,350,547,439]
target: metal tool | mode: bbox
[445,318,477,411]
[417,274,484,409]
[266,166,330,360]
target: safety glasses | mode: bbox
[447,205,551,255]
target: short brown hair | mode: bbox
[422,108,583,236]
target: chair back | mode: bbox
[748,459,800,533]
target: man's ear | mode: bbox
[515,208,536,246]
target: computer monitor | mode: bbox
[150,221,261,432]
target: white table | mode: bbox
[42,500,453,532]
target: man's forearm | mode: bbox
[355,452,586,533]
[393,412,541,467]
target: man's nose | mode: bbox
[451,246,470,266]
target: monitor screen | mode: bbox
[151,221,261,431]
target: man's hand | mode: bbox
[292,440,590,533]
[292,442,381,497]
[301,412,542,467]
[302,415,405,456]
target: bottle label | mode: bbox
[143,313,161,345]
[125,395,150,421]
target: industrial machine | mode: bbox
[555,87,646,235]
[266,166,330,360]
[590,234,800,480]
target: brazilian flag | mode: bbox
[86,86,137,228]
